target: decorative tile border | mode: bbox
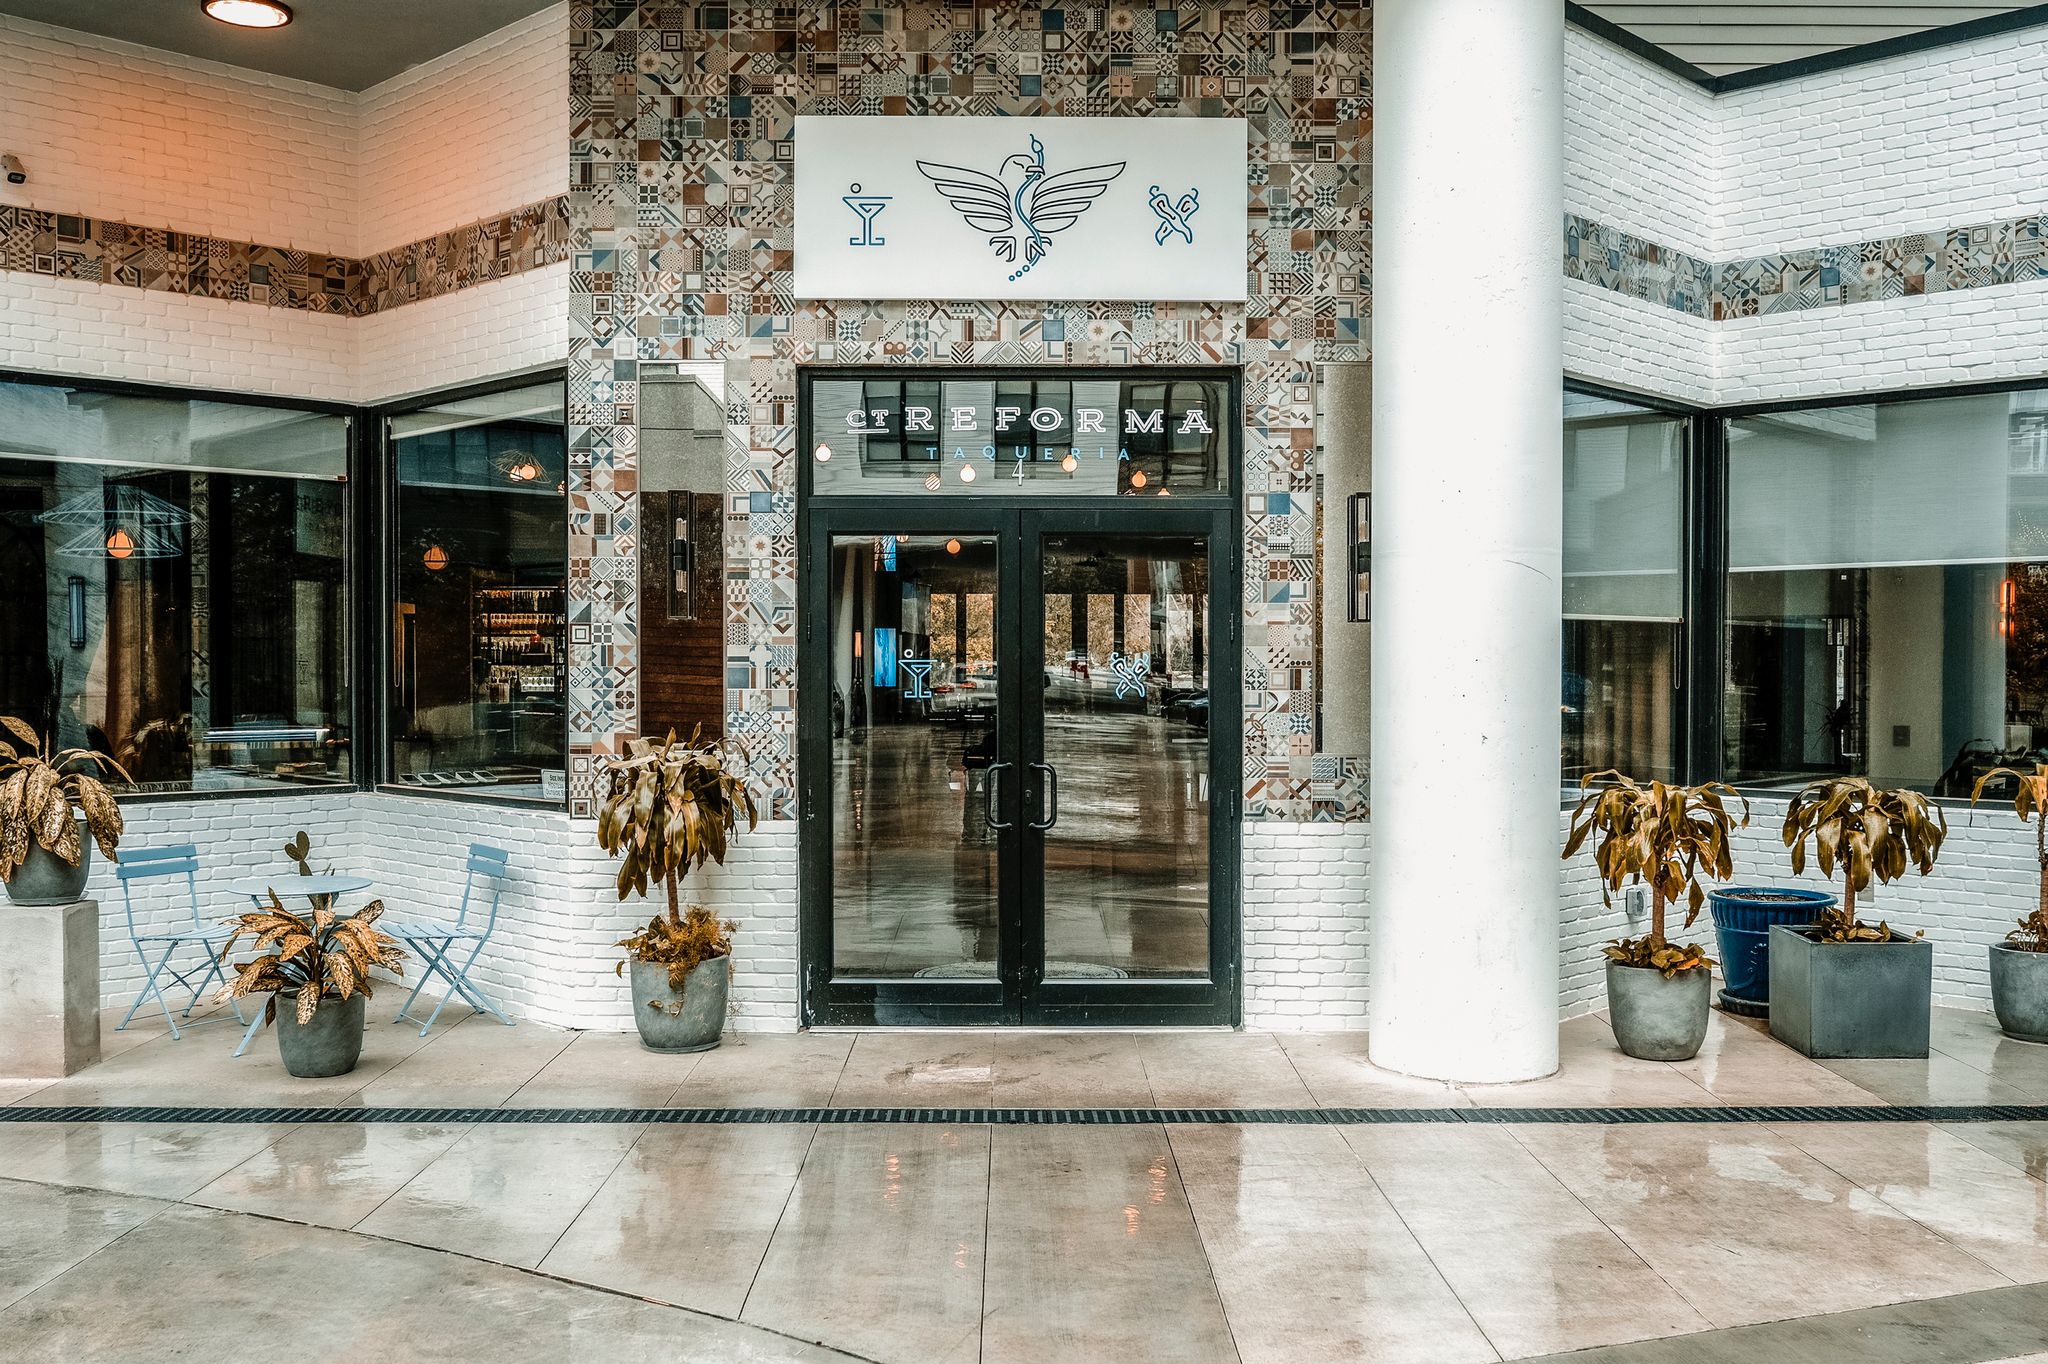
[567,0,1373,823]
[0,196,569,318]
[1564,212,1715,318]
[1566,209,2048,321]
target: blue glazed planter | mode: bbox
[1708,886,1837,1017]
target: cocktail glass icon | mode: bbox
[843,182,892,247]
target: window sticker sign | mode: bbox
[808,375,1232,498]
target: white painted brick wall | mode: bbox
[85,794,798,1034]
[1565,20,2048,407]
[0,6,567,405]
[0,14,357,250]
[82,791,2020,1033]
[1563,278,1718,405]
[1243,823,1371,1029]
[1718,29,2048,258]
[354,263,568,405]
[1565,28,1718,260]
[0,272,359,403]
[355,4,568,258]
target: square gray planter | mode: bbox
[1768,924,1931,1059]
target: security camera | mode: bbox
[1,155,24,186]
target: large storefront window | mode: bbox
[0,379,350,793]
[1563,393,1683,783]
[389,381,567,803]
[1727,390,2048,794]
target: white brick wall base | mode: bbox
[79,793,2024,1032]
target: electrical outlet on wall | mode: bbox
[1625,885,1648,922]
[1893,724,1911,747]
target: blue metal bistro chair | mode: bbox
[388,843,515,1036]
[115,843,246,1039]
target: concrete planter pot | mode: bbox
[628,955,729,1053]
[1606,961,1712,1061]
[1768,925,1932,1058]
[273,991,367,1078]
[1989,944,2048,1045]
[2,819,91,907]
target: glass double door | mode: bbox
[800,504,1238,1025]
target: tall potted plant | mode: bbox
[214,891,406,1078]
[1971,763,2048,1043]
[596,729,756,1053]
[1773,776,1945,1057]
[1564,771,1749,1060]
[0,716,126,905]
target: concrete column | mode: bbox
[1368,0,1564,1082]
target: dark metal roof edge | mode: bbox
[1566,2,2048,96]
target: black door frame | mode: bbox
[796,366,1241,1027]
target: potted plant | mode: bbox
[1564,771,1749,1060]
[596,729,756,1053]
[1705,884,1838,1018]
[0,716,127,906]
[1772,776,1945,1058]
[1971,763,2048,1043]
[214,891,406,1078]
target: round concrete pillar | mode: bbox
[1367,0,1564,1082]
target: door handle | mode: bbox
[1029,762,1058,830]
[984,761,1014,830]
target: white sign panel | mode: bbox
[794,115,1247,302]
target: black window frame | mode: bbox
[0,367,359,804]
[372,365,571,811]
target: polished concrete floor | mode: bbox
[4,1006,2048,1362]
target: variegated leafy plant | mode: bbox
[1783,776,1945,942]
[214,891,406,1027]
[1970,763,2048,952]
[596,729,757,991]
[1564,770,1749,977]
[0,715,128,883]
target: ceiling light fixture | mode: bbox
[202,0,293,28]
[422,545,449,572]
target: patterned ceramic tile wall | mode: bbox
[1570,209,2048,321]
[566,0,1372,822]
[0,198,569,318]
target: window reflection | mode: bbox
[1563,393,1683,784]
[389,382,566,802]
[0,379,350,792]
[1727,390,2048,796]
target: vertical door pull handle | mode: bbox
[1029,762,1058,830]
[984,761,1014,830]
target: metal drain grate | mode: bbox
[2,1103,2044,1126]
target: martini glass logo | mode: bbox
[843,183,891,247]
[900,657,937,700]
[916,135,1125,283]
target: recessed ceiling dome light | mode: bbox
[203,0,293,29]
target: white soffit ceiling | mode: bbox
[1581,2,2035,74]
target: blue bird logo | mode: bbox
[916,135,1126,282]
